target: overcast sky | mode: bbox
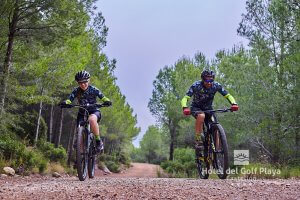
[97,0,248,147]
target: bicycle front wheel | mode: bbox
[76,126,88,181]
[212,124,229,179]
[88,138,96,178]
[196,157,210,179]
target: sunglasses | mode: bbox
[78,81,88,84]
[204,79,214,83]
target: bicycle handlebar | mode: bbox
[193,108,232,115]
[59,103,111,109]
[71,103,110,108]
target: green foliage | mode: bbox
[160,148,197,178]
[234,163,300,179]
[138,126,168,164]
[150,0,299,168]
[12,112,47,144]
[149,55,205,160]
[37,140,67,165]
[0,133,48,173]
[117,150,131,167]
[105,160,120,173]
[99,150,133,173]
[130,147,145,163]
[281,167,300,179]
[99,153,121,173]
[0,0,140,175]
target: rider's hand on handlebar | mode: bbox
[59,100,73,108]
[102,101,112,106]
[183,107,191,115]
[231,104,239,111]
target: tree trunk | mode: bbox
[0,2,19,115]
[34,99,43,146]
[49,103,54,143]
[67,122,76,166]
[169,123,176,161]
[296,130,300,160]
[55,109,64,148]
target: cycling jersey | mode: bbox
[68,85,110,112]
[181,81,236,109]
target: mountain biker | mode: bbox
[181,69,239,157]
[61,70,112,152]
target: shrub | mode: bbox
[99,153,121,173]
[37,140,67,165]
[46,163,65,174]
[160,148,197,178]
[118,151,131,167]
[0,133,52,174]
[105,160,120,173]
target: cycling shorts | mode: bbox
[190,106,217,127]
[76,110,101,126]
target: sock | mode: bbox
[95,135,100,141]
[195,133,201,141]
[195,132,204,142]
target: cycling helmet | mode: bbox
[75,70,90,82]
[201,70,215,80]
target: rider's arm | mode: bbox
[93,86,111,103]
[216,83,237,105]
[65,88,79,104]
[181,95,191,108]
[224,94,237,105]
[181,83,196,108]
[101,96,111,102]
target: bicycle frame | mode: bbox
[193,108,231,179]
[60,103,109,180]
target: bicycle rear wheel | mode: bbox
[88,138,96,178]
[76,126,88,181]
[212,124,229,179]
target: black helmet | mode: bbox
[75,70,90,82]
[201,70,215,80]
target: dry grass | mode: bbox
[46,162,65,174]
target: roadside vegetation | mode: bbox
[0,0,139,175]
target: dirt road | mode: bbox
[0,163,299,200]
[102,163,161,178]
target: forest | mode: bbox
[0,0,299,177]
[0,0,139,174]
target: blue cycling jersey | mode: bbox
[68,85,105,111]
[186,81,228,108]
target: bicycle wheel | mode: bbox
[212,124,229,179]
[196,156,210,179]
[88,138,96,178]
[195,137,210,179]
[76,126,88,181]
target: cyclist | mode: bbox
[61,70,112,152]
[181,69,239,157]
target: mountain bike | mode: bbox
[61,103,109,181]
[193,108,232,179]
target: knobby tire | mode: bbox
[88,138,96,178]
[76,126,88,181]
[212,124,229,179]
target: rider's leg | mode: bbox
[195,113,205,140]
[89,114,100,137]
[89,114,103,152]
[195,113,205,156]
